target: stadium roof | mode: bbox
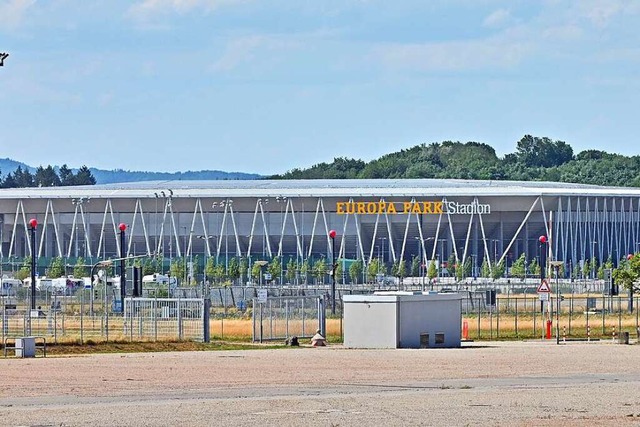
[1,179,640,199]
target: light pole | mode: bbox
[437,239,446,282]
[329,229,337,315]
[29,218,37,312]
[539,235,549,338]
[119,223,127,308]
[276,197,287,286]
[219,199,233,274]
[415,237,434,290]
[414,237,423,287]
[591,241,597,280]
[197,235,215,295]
[550,260,563,345]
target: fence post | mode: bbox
[178,297,183,341]
[318,297,326,338]
[302,297,306,338]
[618,296,622,338]
[80,290,84,345]
[496,298,500,338]
[476,295,480,340]
[285,299,289,339]
[203,297,210,343]
[533,296,536,338]
[602,295,605,335]
[514,297,518,336]
[2,296,6,343]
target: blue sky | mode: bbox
[1,0,639,175]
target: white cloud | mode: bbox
[211,34,301,72]
[482,8,513,29]
[570,0,640,28]
[372,35,534,72]
[127,0,244,22]
[0,0,36,30]
[541,24,583,42]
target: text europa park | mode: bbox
[336,200,491,215]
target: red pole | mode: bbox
[546,320,552,339]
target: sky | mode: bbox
[1,0,639,175]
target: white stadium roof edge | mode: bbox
[1,178,640,199]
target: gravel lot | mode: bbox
[1,341,640,426]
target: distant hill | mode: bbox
[0,158,31,174]
[89,168,262,184]
[0,158,262,184]
[270,135,640,187]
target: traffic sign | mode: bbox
[257,289,268,304]
[539,293,550,301]
[537,280,551,293]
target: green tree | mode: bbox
[491,260,505,280]
[170,258,186,284]
[251,262,262,283]
[427,259,437,280]
[612,254,640,293]
[286,258,296,284]
[481,257,491,278]
[572,262,581,279]
[349,260,363,284]
[74,165,97,185]
[314,258,327,284]
[510,254,527,279]
[456,257,472,281]
[35,165,61,187]
[228,257,240,284]
[239,257,248,284]
[335,260,343,284]
[447,253,457,277]
[15,257,31,281]
[410,255,420,277]
[48,257,65,278]
[73,257,88,278]
[143,257,156,275]
[367,258,381,283]
[13,166,34,187]
[528,258,540,276]
[268,257,282,284]
[58,164,75,186]
[391,260,406,282]
[582,259,591,279]
[300,259,310,284]
[191,255,201,284]
[205,257,216,283]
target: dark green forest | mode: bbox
[270,135,640,187]
[0,164,96,188]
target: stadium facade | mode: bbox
[1,179,640,279]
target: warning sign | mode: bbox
[537,280,551,293]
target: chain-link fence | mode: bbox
[252,295,324,342]
[461,292,640,340]
[123,298,204,341]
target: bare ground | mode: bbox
[1,340,640,426]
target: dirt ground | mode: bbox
[1,340,640,426]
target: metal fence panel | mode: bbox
[124,298,204,342]
[252,296,323,342]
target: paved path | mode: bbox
[1,341,640,426]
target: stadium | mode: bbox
[1,178,640,281]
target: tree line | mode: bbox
[270,135,640,187]
[0,164,96,188]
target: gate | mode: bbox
[252,296,325,342]
[124,298,205,342]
